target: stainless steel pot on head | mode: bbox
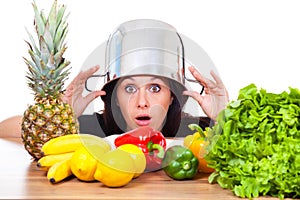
[85,19,204,95]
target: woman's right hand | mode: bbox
[183,66,229,120]
[62,65,106,118]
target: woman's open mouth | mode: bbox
[135,115,151,126]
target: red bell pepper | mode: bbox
[114,126,166,172]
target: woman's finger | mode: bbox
[182,90,204,105]
[81,65,100,81]
[74,90,106,117]
[210,70,224,87]
[188,66,208,88]
[72,81,85,97]
[83,90,106,105]
[72,65,100,85]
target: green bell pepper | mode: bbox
[162,145,199,180]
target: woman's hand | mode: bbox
[62,65,106,118]
[183,66,229,120]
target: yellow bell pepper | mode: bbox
[183,124,214,173]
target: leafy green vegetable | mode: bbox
[206,83,300,199]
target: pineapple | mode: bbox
[21,0,79,159]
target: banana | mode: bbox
[47,158,73,184]
[37,152,74,169]
[41,134,111,156]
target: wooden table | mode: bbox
[0,137,288,200]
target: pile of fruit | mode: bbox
[36,125,212,187]
[37,133,146,187]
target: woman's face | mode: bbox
[116,76,173,131]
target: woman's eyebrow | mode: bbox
[121,76,166,84]
[149,77,168,85]
[149,77,167,82]
[120,77,135,83]
[150,77,159,81]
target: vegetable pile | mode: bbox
[206,84,300,199]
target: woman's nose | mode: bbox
[136,90,149,108]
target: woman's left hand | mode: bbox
[183,66,229,120]
[62,65,106,118]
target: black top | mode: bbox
[78,112,213,138]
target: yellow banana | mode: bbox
[37,152,74,169]
[41,134,111,156]
[47,158,73,184]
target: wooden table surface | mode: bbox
[0,137,289,200]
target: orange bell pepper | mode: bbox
[183,124,214,173]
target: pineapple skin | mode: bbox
[21,98,79,159]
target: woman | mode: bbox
[63,19,229,138]
[0,19,228,138]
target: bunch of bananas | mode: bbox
[37,134,111,183]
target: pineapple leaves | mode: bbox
[48,0,57,40]
[24,0,72,98]
[56,4,67,30]
[54,44,67,65]
[39,36,51,68]
[27,0,69,61]
[32,0,45,38]
[25,29,39,54]
[43,22,54,53]
[28,50,42,70]
[54,14,69,51]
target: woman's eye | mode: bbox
[125,85,137,93]
[149,85,161,93]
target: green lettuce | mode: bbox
[206,83,300,199]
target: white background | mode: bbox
[1,0,300,121]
